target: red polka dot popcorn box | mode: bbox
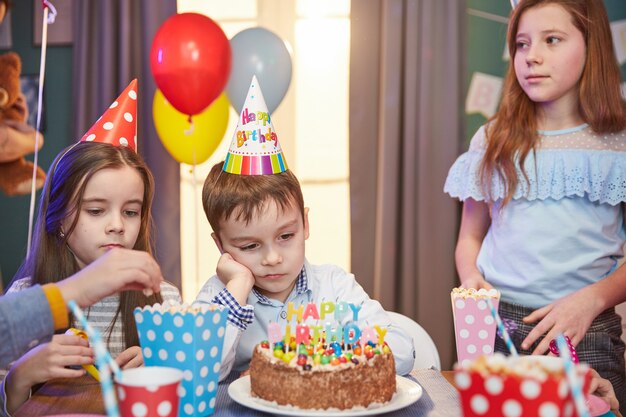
[455,354,591,417]
[451,287,500,367]
[134,303,229,417]
[115,366,183,417]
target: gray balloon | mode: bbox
[226,27,293,114]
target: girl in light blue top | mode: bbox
[445,0,626,410]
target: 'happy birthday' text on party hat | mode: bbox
[79,79,138,152]
[223,75,287,175]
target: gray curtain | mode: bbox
[72,0,181,288]
[350,0,465,369]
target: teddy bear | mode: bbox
[0,51,46,196]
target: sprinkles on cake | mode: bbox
[260,300,393,371]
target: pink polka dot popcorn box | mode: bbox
[451,287,500,367]
[455,354,591,417]
[134,303,229,417]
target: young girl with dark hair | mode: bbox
[1,82,181,415]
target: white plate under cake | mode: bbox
[228,375,423,416]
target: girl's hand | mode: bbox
[460,273,494,290]
[116,346,143,369]
[521,286,602,354]
[57,248,164,307]
[5,335,93,413]
[588,368,621,416]
[9,335,93,383]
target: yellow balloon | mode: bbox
[153,90,229,164]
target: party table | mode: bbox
[13,370,460,417]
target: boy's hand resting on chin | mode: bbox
[216,252,255,306]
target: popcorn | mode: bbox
[459,353,567,380]
[452,287,500,299]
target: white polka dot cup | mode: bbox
[134,305,229,416]
[451,290,500,367]
[455,355,591,417]
[115,366,183,417]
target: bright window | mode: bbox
[176,0,351,301]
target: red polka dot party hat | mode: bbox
[79,79,138,151]
[223,75,288,175]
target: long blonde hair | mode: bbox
[481,0,626,205]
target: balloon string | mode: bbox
[28,5,50,256]
[192,147,199,293]
[185,115,194,135]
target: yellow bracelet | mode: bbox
[42,283,69,330]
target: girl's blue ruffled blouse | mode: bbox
[444,124,626,307]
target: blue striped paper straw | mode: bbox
[101,348,122,379]
[486,298,518,356]
[68,301,120,417]
[556,334,590,417]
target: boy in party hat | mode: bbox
[195,76,414,379]
[1,80,181,415]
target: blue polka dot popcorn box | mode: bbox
[134,303,229,416]
[454,354,592,417]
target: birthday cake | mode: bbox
[249,301,396,410]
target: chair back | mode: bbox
[387,311,441,370]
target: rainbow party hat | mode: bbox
[223,75,287,175]
[79,79,138,152]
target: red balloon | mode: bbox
[150,13,231,116]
